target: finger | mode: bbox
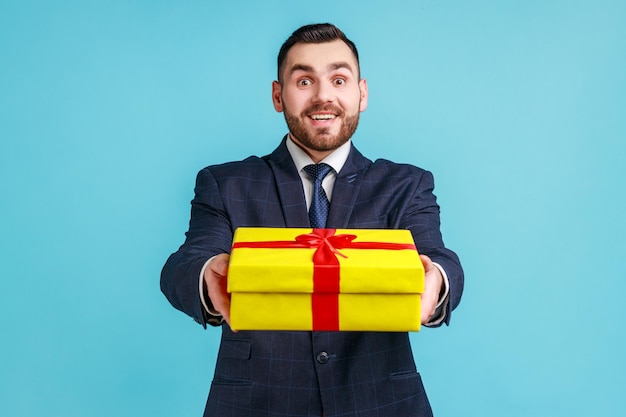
[205,275,227,311]
[210,254,230,277]
[219,296,232,328]
[207,276,232,326]
[419,255,440,324]
[205,255,232,326]
[420,291,436,324]
[419,254,433,272]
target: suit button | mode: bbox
[317,352,329,364]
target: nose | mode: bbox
[313,80,334,103]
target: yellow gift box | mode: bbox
[228,228,425,332]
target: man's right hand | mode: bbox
[204,253,231,326]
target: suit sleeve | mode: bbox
[400,169,464,326]
[160,167,233,328]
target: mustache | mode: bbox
[303,104,345,116]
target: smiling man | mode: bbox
[161,23,464,417]
[273,38,368,161]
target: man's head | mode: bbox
[272,23,368,163]
[277,23,360,83]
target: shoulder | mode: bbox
[197,155,271,180]
[368,158,432,180]
[347,145,431,178]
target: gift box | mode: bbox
[228,227,425,332]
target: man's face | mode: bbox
[272,40,368,162]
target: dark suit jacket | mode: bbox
[161,137,463,417]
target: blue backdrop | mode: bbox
[1,1,625,416]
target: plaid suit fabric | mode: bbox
[161,138,464,417]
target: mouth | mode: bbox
[309,113,337,121]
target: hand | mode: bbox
[203,253,232,327]
[419,254,443,324]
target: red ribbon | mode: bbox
[232,228,416,331]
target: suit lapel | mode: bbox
[326,144,371,228]
[267,137,372,229]
[267,137,310,227]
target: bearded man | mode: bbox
[161,23,464,417]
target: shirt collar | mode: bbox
[286,134,351,175]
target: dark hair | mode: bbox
[277,23,360,82]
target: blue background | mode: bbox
[1,1,625,416]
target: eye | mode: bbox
[333,78,346,86]
[297,79,312,87]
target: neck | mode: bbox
[288,133,333,163]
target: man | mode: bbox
[161,23,463,417]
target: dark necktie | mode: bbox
[303,163,333,228]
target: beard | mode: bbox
[283,104,360,152]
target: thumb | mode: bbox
[210,254,230,276]
[419,254,433,272]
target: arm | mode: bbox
[400,169,464,327]
[160,167,233,328]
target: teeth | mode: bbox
[311,114,336,120]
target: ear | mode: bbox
[358,78,368,112]
[272,81,283,112]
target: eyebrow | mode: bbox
[288,61,355,76]
[328,61,354,72]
